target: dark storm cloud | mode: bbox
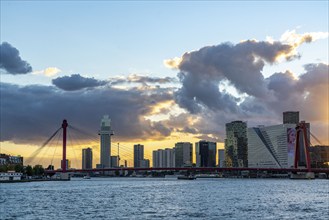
[52,74,108,91]
[0,82,174,144]
[0,42,32,74]
[172,40,299,114]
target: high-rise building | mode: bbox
[165,148,175,168]
[174,142,192,167]
[225,121,248,167]
[218,149,225,168]
[152,148,175,168]
[110,156,119,167]
[134,144,144,168]
[195,141,217,167]
[82,148,93,169]
[99,115,113,168]
[283,111,299,124]
[152,150,159,168]
[140,159,150,168]
[248,124,298,168]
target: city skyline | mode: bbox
[1,1,328,168]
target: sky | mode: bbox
[1,1,328,168]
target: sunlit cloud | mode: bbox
[280,29,329,46]
[33,67,61,77]
[163,57,183,69]
[273,30,329,62]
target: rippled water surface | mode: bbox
[1,178,328,219]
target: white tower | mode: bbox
[99,115,113,168]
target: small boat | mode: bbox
[177,175,196,180]
[83,175,91,179]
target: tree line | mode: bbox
[0,164,46,176]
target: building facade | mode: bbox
[140,159,150,168]
[248,124,297,168]
[82,148,93,169]
[195,141,217,167]
[218,149,225,168]
[99,115,113,168]
[0,154,23,166]
[283,111,299,124]
[174,142,193,167]
[310,145,329,168]
[110,156,119,167]
[225,121,248,168]
[134,144,144,168]
[152,148,175,168]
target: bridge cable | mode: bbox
[50,129,62,168]
[25,127,62,165]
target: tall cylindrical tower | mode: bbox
[99,115,113,168]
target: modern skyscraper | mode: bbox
[195,141,217,167]
[99,115,113,168]
[134,144,144,168]
[152,148,175,168]
[174,142,193,167]
[82,147,93,169]
[225,121,248,167]
[283,111,299,124]
[218,149,225,168]
[152,150,159,168]
[248,124,296,168]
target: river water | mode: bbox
[1,178,328,219]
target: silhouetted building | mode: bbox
[225,121,248,167]
[174,142,193,167]
[310,145,329,168]
[218,149,225,168]
[60,159,71,170]
[82,148,93,169]
[140,159,150,168]
[196,141,217,167]
[111,156,119,167]
[134,144,144,168]
[152,150,158,168]
[283,111,299,124]
[99,115,113,168]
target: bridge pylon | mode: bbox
[61,119,68,172]
[294,121,311,172]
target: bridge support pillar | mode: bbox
[61,120,68,172]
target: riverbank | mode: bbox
[0,179,70,183]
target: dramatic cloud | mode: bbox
[33,67,61,77]
[0,42,32,74]
[0,82,174,144]
[110,74,177,86]
[164,31,328,143]
[1,31,328,146]
[169,40,298,113]
[52,74,108,91]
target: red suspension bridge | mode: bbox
[26,120,329,175]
